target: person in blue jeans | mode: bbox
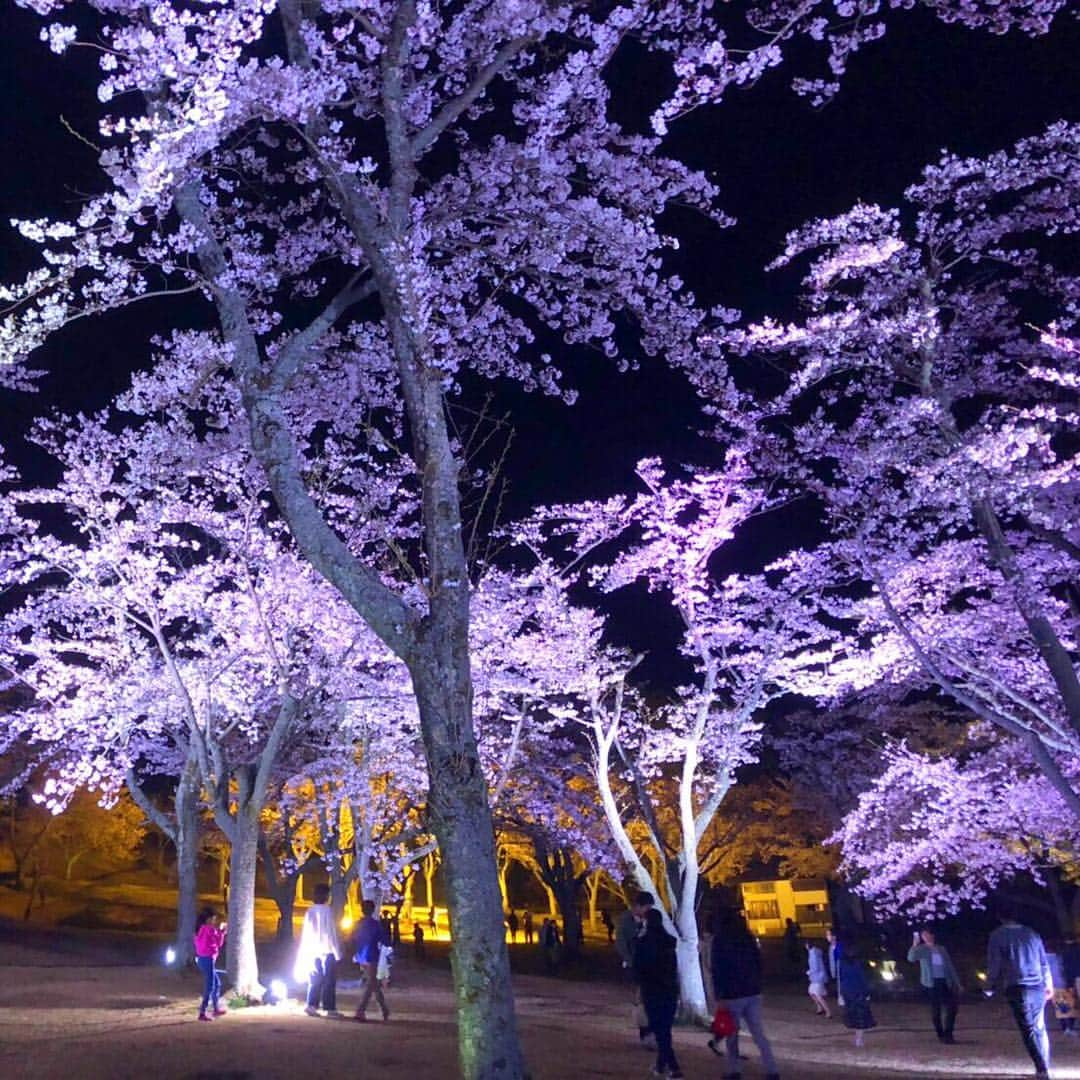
[988,904,1054,1078]
[632,907,682,1079]
[710,907,781,1080]
[193,907,227,1022]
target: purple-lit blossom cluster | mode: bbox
[721,122,1080,917]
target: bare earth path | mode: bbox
[2,936,1080,1079]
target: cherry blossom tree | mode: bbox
[1,0,1069,1069]
[493,739,616,958]
[834,738,1080,928]
[721,122,1080,826]
[43,787,146,881]
[0,409,403,996]
[515,451,843,1016]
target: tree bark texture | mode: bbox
[413,660,523,1080]
[225,807,262,998]
[173,774,201,968]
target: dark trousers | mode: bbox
[642,992,680,1075]
[929,978,958,1038]
[1006,984,1050,1074]
[307,953,337,1011]
[357,961,388,1017]
[196,955,220,1014]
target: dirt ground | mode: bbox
[2,932,1080,1079]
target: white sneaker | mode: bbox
[304,1006,320,1017]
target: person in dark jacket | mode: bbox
[633,907,683,1079]
[351,899,390,1022]
[710,907,781,1080]
[616,890,656,1049]
[838,940,877,1047]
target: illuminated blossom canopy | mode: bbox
[0,0,1072,1071]
[718,123,1080,914]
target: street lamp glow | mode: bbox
[341,915,354,930]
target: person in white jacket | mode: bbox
[295,884,342,1017]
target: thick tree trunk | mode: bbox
[173,771,201,968]
[274,892,295,944]
[676,934,709,1021]
[552,881,583,960]
[413,663,522,1080]
[225,807,262,999]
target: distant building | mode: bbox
[739,878,832,937]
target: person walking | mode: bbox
[633,907,683,1080]
[507,909,520,943]
[295,883,343,1018]
[522,909,534,945]
[838,942,877,1047]
[193,907,227,1022]
[988,904,1054,1078]
[709,907,781,1080]
[616,890,656,1050]
[540,917,561,973]
[352,899,391,1022]
[413,921,426,959]
[806,941,832,1018]
[908,927,962,1043]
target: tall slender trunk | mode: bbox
[586,872,602,930]
[497,856,510,908]
[173,769,201,967]
[413,662,522,1079]
[424,852,438,909]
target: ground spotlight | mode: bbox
[269,978,288,1004]
[164,947,176,965]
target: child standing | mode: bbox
[807,941,832,1018]
[194,908,227,1022]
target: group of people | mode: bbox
[192,885,1071,1080]
[294,887,393,1022]
[191,886,394,1024]
[504,908,534,943]
[608,893,1073,1080]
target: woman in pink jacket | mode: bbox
[193,907,228,1021]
